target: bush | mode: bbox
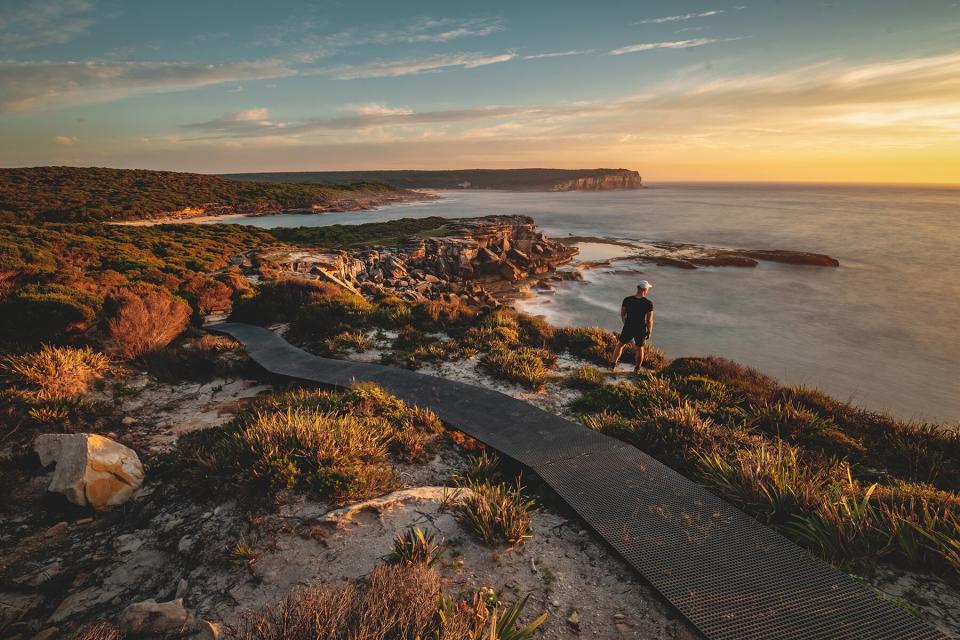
[662,357,778,404]
[104,285,191,360]
[1,345,109,400]
[230,279,345,325]
[0,283,101,345]
[480,346,554,390]
[551,326,616,365]
[289,289,373,347]
[326,330,371,354]
[140,334,241,382]
[455,480,535,546]
[563,366,606,391]
[180,275,234,317]
[571,377,680,417]
[747,400,835,442]
[516,312,555,348]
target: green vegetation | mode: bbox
[480,346,555,390]
[226,167,640,191]
[574,356,960,579]
[229,563,548,640]
[177,384,443,503]
[389,527,445,567]
[0,166,414,222]
[455,480,536,546]
[271,217,450,248]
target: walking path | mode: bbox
[212,322,944,640]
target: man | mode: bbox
[611,280,654,373]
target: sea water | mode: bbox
[218,183,960,422]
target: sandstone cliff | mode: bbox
[551,170,643,191]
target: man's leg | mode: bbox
[633,343,645,372]
[611,341,627,370]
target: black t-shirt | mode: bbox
[622,295,653,328]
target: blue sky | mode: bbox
[2,0,959,182]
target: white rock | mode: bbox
[119,598,193,636]
[34,434,144,510]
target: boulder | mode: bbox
[119,599,193,636]
[34,434,144,510]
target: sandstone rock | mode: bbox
[119,599,193,636]
[31,628,58,640]
[35,434,144,510]
[567,610,581,628]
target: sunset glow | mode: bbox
[2,1,959,183]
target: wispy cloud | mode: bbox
[324,52,515,79]
[263,16,503,55]
[0,59,296,112]
[609,38,722,55]
[345,103,415,116]
[523,50,594,60]
[635,10,723,25]
[0,0,98,50]
[52,135,78,145]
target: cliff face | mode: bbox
[551,170,642,191]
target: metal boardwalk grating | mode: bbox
[213,322,945,640]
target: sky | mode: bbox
[1,0,959,183]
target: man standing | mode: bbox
[612,280,654,373]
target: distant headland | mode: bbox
[223,168,644,191]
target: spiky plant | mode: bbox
[388,526,444,566]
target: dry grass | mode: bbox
[179,384,442,503]
[75,622,124,640]
[105,285,191,360]
[228,563,546,640]
[1,345,109,400]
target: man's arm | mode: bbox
[620,304,627,323]
[646,310,654,337]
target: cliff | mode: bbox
[551,170,643,191]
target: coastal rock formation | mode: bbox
[263,215,577,305]
[119,598,194,636]
[34,433,145,510]
[552,169,643,191]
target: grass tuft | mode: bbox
[2,345,110,401]
[455,480,535,546]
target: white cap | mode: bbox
[637,280,652,290]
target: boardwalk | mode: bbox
[213,322,944,640]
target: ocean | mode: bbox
[217,183,960,423]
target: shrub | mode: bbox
[552,326,616,365]
[480,346,554,390]
[141,334,240,382]
[180,275,234,317]
[516,312,555,348]
[389,527,444,566]
[289,289,373,347]
[460,450,501,483]
[563,366,606,391]
[369,295,413,328]
[1,345,109,400]
[230,279,344,325]
[0,283,102,345]
[326,330,371,354]
[571,377,680,417]
[662,357,778,404]
[104,285,191,360]
[455,480,535,546]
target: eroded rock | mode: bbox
[119,598,193,636]
[34,434,144,510]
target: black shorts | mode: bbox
[618,325,648,345]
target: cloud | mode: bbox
[347,103,415,116]
[0,0,97,50]
[635,10,723,25]
[263,16,503,54]
[0,59,297,111]
[324,52,515,79]
[52,135,77,145]
[609,38,722,55]
[523,50,594,60]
